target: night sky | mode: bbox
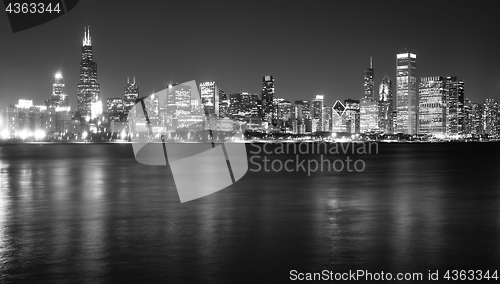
[1,0,499,109]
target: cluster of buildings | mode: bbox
[0,27,499,141]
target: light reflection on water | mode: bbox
[0,143,500,283]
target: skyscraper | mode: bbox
[124,77,139,116]
[323,106,332,132]
[360,58,378,133]
[261,75,275,122]
[106,98,124,122]
[77,26,101,119]
[483,99,498,137]
[344,99,360,134]
[444,76,460,136]
[218,89,229,118]
[311,95,324,131]
[46,73,69,109]
[200,81,218,117]
[332,100,347,133]
[418,76,446,135]
[396,52,417,134]
[378,74,393,133]
[364,57,374,100]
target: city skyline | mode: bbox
[0,1,499,110]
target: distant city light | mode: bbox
[1,129,9,139]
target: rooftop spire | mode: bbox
[83,26,91,46]
[370,57,373,69]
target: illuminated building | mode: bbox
[77,26,101,119]
[295,100,310,119]
[360,98,378,133]
[378,74,393,133]
[218,89,229,118]
[228,93,242,117]
[418,77,445,135]
[444,76,460,136]
[106,98,124,122]
[344,99,360,134]
[45,73,69,108]
[261,75,275,122]
[200,81,218,117]
[0,106,18,138]
[292,104,305,134]
[242,93,260,117]
[124,77,139,116]
[462,99,483,136]
[364,57,374,100]
[295,100,311,132]
[396,52,417,134]
[276,100,292,131]
[360,58,378,133]
[332,100,347,132]
[323,106,332,131]
[483,98,498,137]
[311,95,324,131]
[457,80,465,133]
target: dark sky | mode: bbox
[1,0,499,109]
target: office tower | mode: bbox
[396,52,417,134]
[261,75,275,122]
[483,99,498,137]
[272,97,285,124]
[364,57,374,100]
[124,77,139,116]
[344,99,360,134]
[360,98,379,133]
[457,80,465,133]
[323,106,332,131]
[311,95,324,131]
[200,81,218,117]
[46,73,69,108]
[276,100,292,130]
[293,104,305,134]
[218,89,229,118]
[295,100,310,119]
[165,83,192,129]
[418,76,446,135]
[444,76,460,136]
[462,100,483,136]
[228,93,242,117]
[77,26,101,119]
[242,92,260,117]
[332,100,347,132]
[106,98,124,122]
[462,98,474,135]
[360,58,378,133]
[378,74,393,133]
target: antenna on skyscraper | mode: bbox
[370,57,373,69]
[133,76,135,84]
[127,77,129,84]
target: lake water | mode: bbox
[1,142,500,283]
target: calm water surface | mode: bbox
[1,143,500,283]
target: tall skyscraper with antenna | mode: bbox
[77,26,101,119]
[360,57,378,132]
